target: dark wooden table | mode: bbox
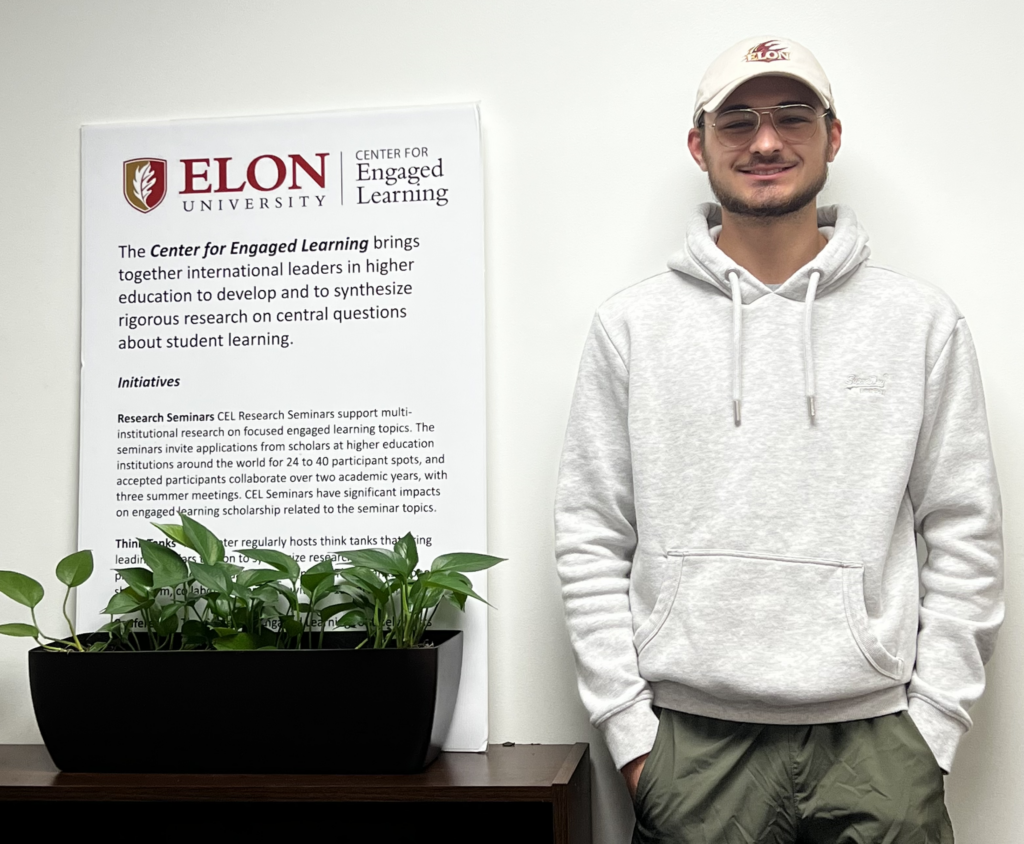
[0,742,591,843]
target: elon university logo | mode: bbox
[744,40,790,63]
[123,158,167,213]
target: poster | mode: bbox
[79,104,487,750]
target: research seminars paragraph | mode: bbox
[114,405,450,522]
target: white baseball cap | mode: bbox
[693,37,836,127]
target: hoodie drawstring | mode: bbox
[728,269,821,426]
[729,271,742,426]
[804,271,821,422]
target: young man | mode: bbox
[555,37,1002,842]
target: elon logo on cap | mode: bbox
[744,41,790,63]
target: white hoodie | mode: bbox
[554,204,1003,774]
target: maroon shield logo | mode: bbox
[124,158,167,213]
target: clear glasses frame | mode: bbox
[709,104,829,149]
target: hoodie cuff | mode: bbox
[598,698,660,770]
[908,696,967,774]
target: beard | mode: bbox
[708,154,829,219]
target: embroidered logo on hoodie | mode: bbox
[846,374,888,392]
[744,41,790,63]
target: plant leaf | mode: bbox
[252,585,280,604]
[422,572,490,605]
[157,603,180,622]
[102,589,146,616]
[238,549,300,581]
[150,520,193,550]
[236,569,288,589]
[271,584,300,613]
[181,514,224,565]
[251,630,278,650]
[445,590,468,611]
[190,562,232,597]
[153,612,179,636]
[0,622,39,637]
[212,595,233,619]
[394,533,418,575]
[300,557,335,597]
[118,567,154,594]
[336,583,373,605]
[181,619,213,644]
[55,550,94,588]
[417,585,444,610]
[337,567,388,603]
[334,609,366,628]
[319,601,357,622]
[99,619,132,639]
[138,540,189,588]
[311,579,337,608]
[431,552,506,573]
[0,571,44,608]
[281,616,303,638]
[407,578,436,614]
[213,632,256,650]
[307,558,334,575]
[341,549,407,579]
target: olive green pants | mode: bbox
[632,710,953,844]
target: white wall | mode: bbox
[1,2,1021,841]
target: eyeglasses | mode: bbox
[710,104,827,149]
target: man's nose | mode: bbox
[748,116,783,154]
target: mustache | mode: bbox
[737,153,798,171]
[737,154,797,169]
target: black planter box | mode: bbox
[28,630,463,774]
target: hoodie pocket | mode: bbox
[636,550,904,706]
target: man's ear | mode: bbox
[688,127,708,172]
[827,117,842,162]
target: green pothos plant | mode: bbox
[0,514,504,652]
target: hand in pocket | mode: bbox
[623,752,650,802]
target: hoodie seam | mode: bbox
[866,262,964,296]
[595,312,629,373]
[603,270,678,307]
[683,220,730,288]
[592,692,654,728]
[925,318,964,381]
[907,692,972,730]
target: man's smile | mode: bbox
[737,161,798,178]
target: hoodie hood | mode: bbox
[668,203,871,304]
[667,203,871,424]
